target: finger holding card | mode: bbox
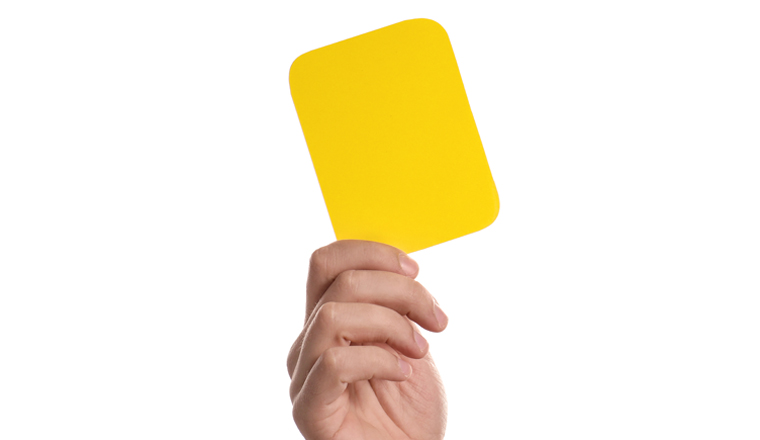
[289,18,495,440]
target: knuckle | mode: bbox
[308,246,332,277]
[314,301,339,328]
[286,347,298,378]
[289,380,300,403]
[320,347,342,372]
[286,334,305,379]
[333,270,358,295]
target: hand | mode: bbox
[287,240,449,440]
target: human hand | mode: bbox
[287,240,448,440]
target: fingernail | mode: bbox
[434,304,448,329]
[398,253,418,276]
[414,330,428,352]
[398,357,412,377]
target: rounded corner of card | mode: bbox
[406,18,445,31]
[486,190,500,228]
[289,51,312,90]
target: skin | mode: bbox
[287,240,448,440]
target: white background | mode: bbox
[1,1,758,439]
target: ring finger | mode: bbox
[289,301,428,401]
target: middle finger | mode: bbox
[287,270,448,378]
[290,301,428,400]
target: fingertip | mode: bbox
[398,253,419,277]
[398,357,413,378]
[434,303,449,330]
[413,330,429,354]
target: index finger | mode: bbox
[305,240,419,321]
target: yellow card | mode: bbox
[290,18,499,253]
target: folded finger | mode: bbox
[311,269,447,333]
[289,270,447,378]
[306,240,419,319]
[290,301,426,400]
[292,345,411,412]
